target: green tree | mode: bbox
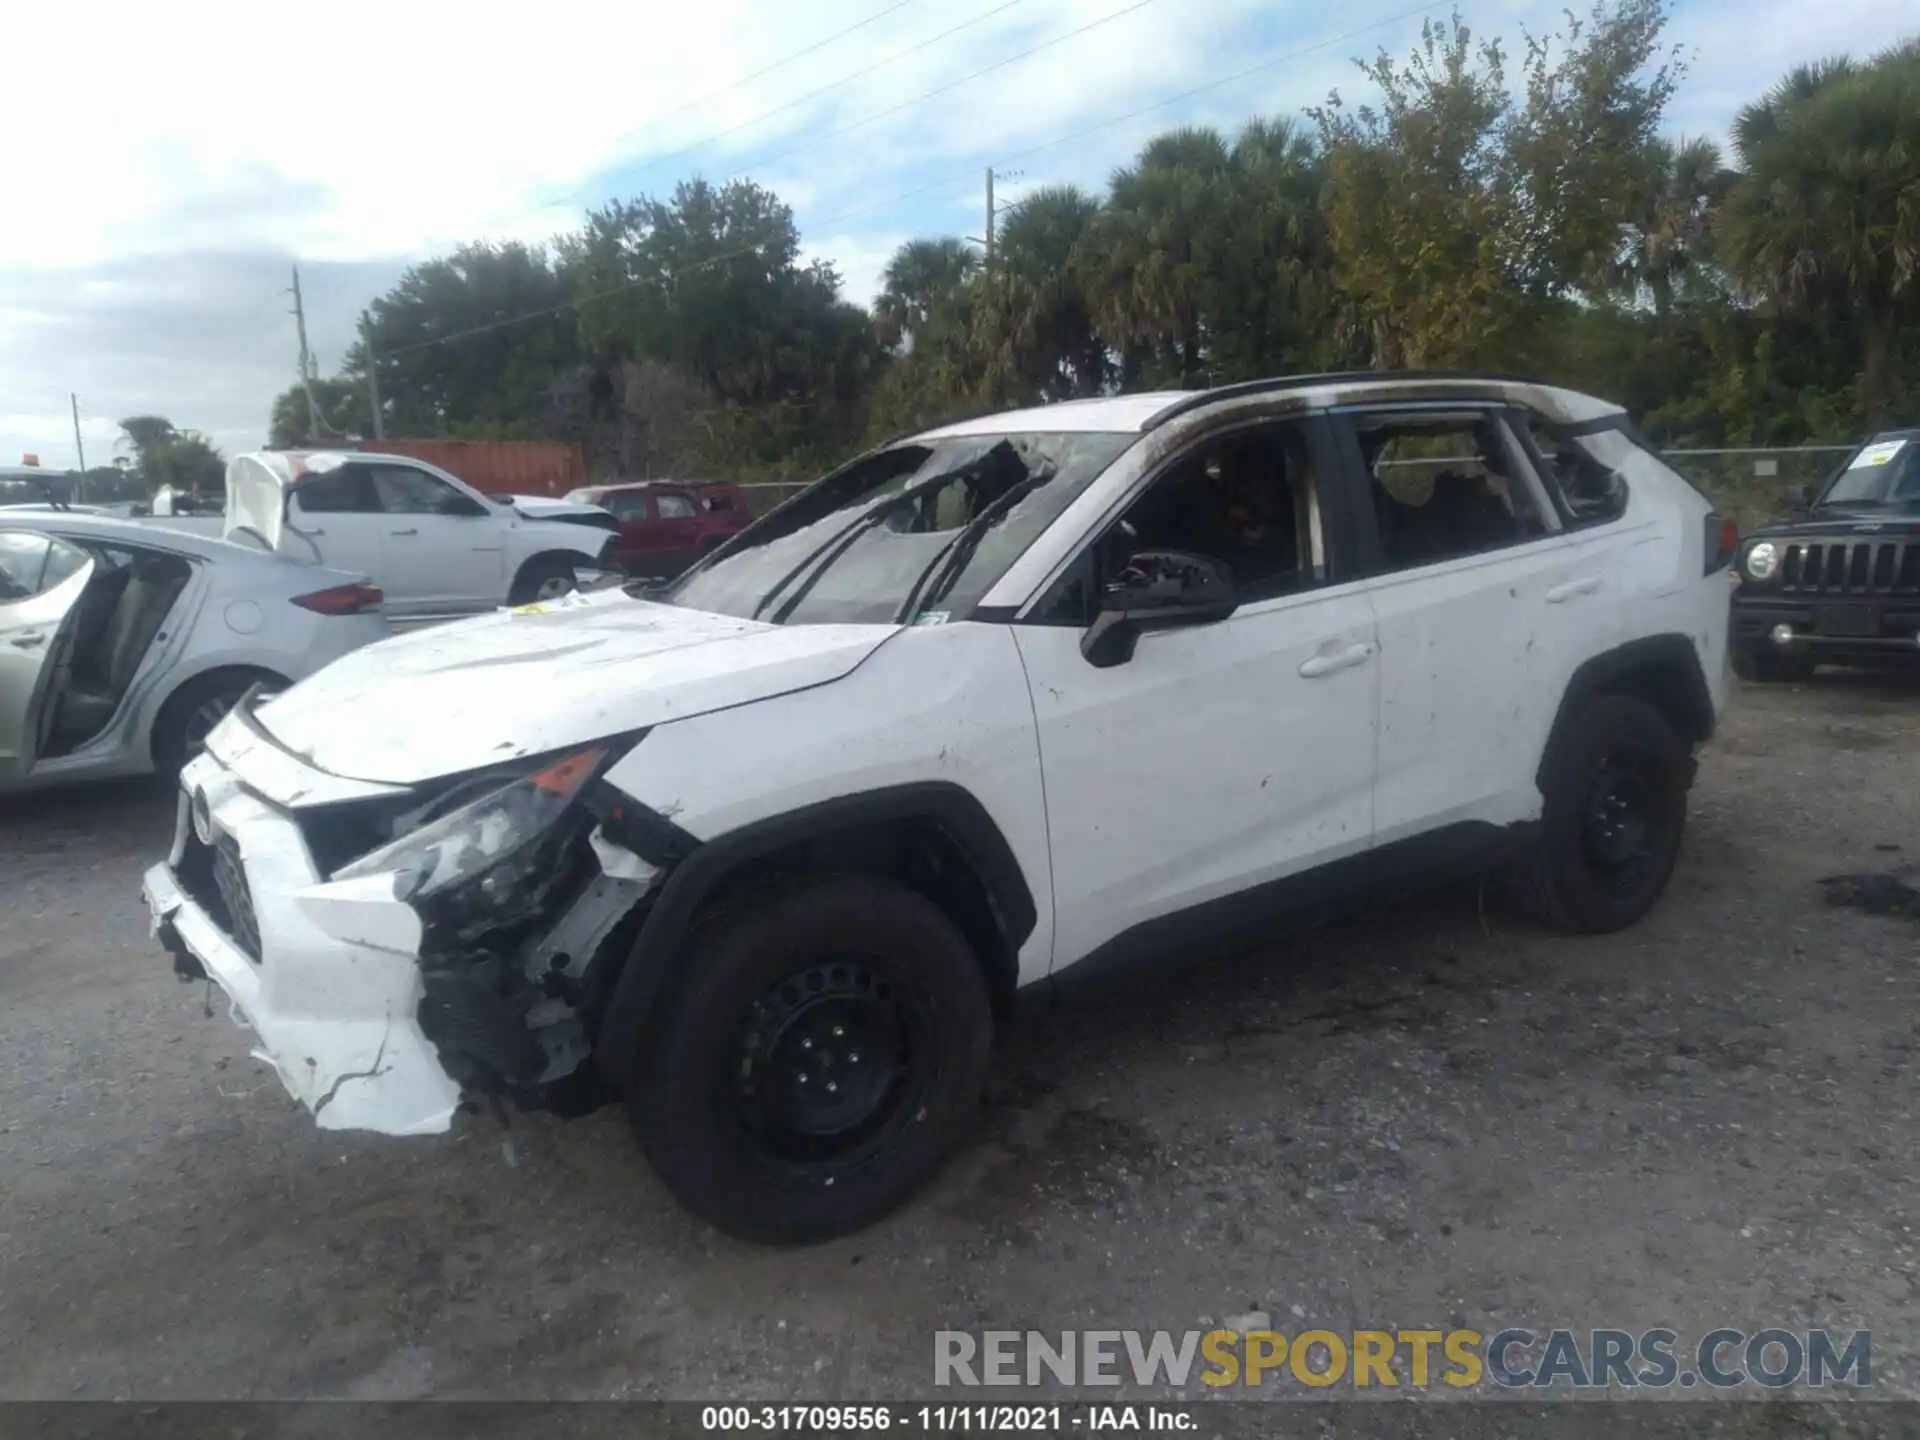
[1313,1,1683,368]
[1614,136,1734,317]
[268,377,375,449]
[357,241,579,436]
[976,184,1109,402]
[1079,125,1238,385]
[571,180,875,403]
[1211,118,1338,379]
[874,237,978,351]
[1717,39,1920,422]
[116,416,224,496]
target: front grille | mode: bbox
[178,827,262,964]
[210,837,263,962]
[1781,539,1920,595]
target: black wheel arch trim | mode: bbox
[1536,633,1714,792]
[593,780,1038,1086]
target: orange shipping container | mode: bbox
[367,439,588,498]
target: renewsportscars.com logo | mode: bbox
[934,1328,1872,1391]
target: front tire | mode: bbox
[626,875,993,1244]
[509,555,577,605]
[1509,694,1690,933]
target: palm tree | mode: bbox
[1619,137,1734,318]
[1717,42,1920,420]
[977,184,1109,401]
[1217,117,1333,378]
[1080,125,1235,386]
[873,238,978,351]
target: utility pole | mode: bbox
[289,265,318,444]
[360,314,386,440]
[984,166,995,269]
[69,394,87,502]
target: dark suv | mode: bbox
[565,480,753,578]
[1730,429,1920,680]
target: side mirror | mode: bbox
[1080,549,1238,668]
[1789,484,1815,511]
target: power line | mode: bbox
[603,0,1031,190]
[728,0,1163,177]
[605,0,929,157]
[384,1,1443,359]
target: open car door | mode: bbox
[0,532,95,781]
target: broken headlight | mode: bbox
[333,746,606,907]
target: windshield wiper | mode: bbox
[758,477,950,624]
[894,464,1054,625]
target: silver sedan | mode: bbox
[0,512,391,791]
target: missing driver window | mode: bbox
[1106,421,1325,606]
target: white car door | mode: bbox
[287,464,390,597]
[1331,402,1588,852]
[0,531,95,780]
[367,464,505,619]
[1011,414,1379,973]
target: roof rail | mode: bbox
[1140,370,1555,432]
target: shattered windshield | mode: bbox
[663,431,1134,625]
[1819,435,1920,506]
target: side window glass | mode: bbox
[606,491,651,521]
[1102,422,1326,607]
[1518,413,1629,526]
[39,537,91,591]
[0,532,53,600]
[1355,413,1550,572]
[703,493,735,513]
[295,466,380,514]
[655,492,698,520]
[373,466,484,516]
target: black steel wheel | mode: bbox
[1509,693,1690,933]
[626,875,992,1243]
[730,959,927,1172]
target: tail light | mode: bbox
[1705,512,1738,575]
[292,582,384,615]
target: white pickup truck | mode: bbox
[222,450,619,626]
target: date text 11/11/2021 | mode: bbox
[701,1405,1194,1432]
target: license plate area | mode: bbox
[1815,604,1877,638]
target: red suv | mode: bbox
[565,480,753,578]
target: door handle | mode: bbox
[390,527,419,537]
[1298,642,1374,678]
[306,527,326,537]
[9,634,46,649]
[1546,576,1601,603]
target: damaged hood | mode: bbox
[252,589,898,785]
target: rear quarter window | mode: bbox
[1517,413,1630,526]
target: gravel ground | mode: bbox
[1,674,1916,1407]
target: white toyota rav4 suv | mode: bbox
[143,373,1732,1242]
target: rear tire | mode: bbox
[1731,642,1814,683]
[509,556,577,605]
[626,875,993,1244]
[1508,693,1690,933]
[152,669,281,778]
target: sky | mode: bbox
[1,0,1911,470]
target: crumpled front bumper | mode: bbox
[143,749,464,1136]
